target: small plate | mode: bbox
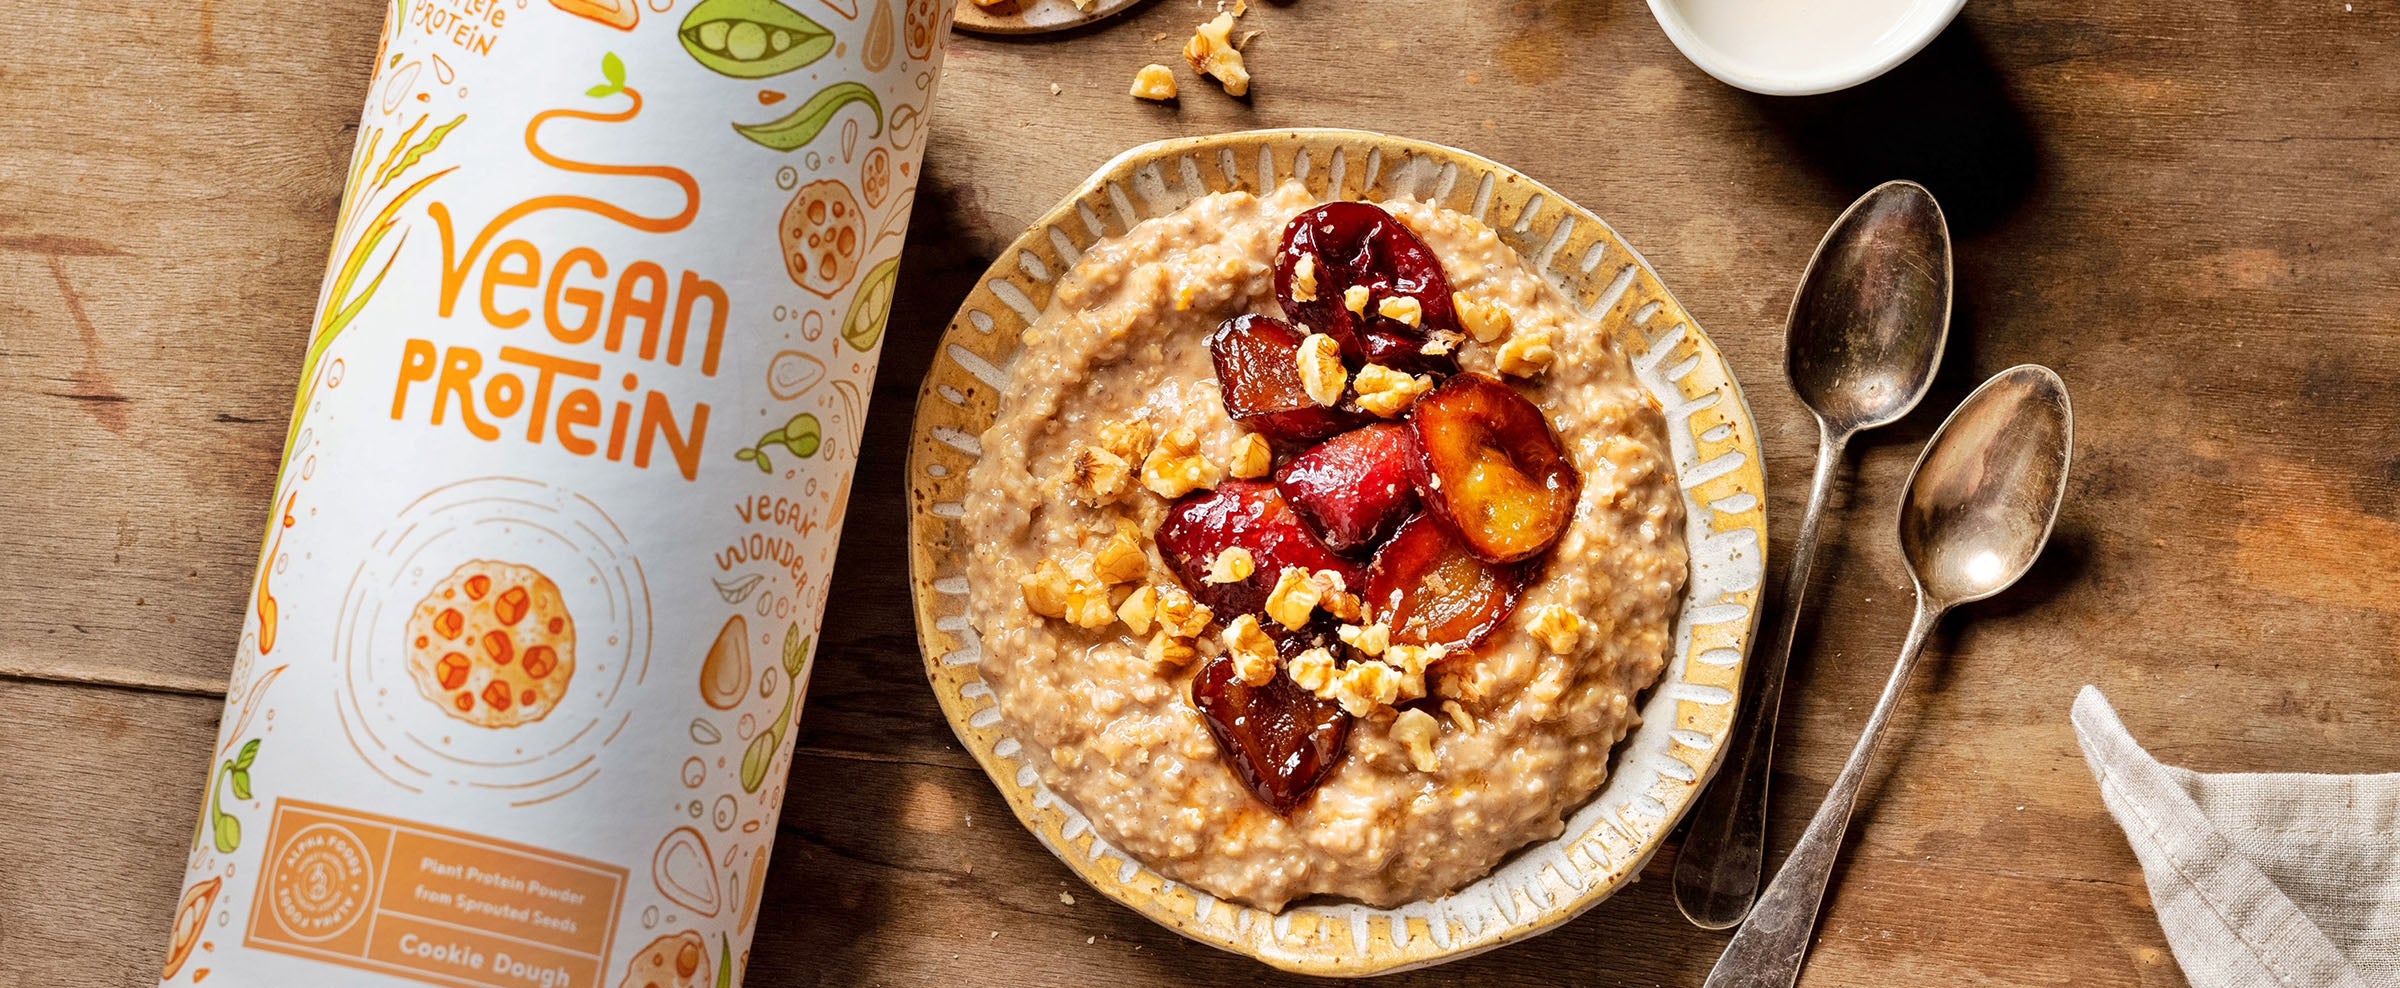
[953,0,1145,35]
[905,129,1768,975]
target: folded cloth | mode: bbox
[2074,686,2400,988]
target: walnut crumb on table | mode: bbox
[1129,64,1178,102]
[1185,12,1250,96]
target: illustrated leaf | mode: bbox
[586,84,615,97]
[733,81,882,152]
[213,814,241,854]
[718,934,733,988]
[603,52,626,88]
[234,738,261,771]
[229,768,253,801]
[782,626,808,676]
[375,114,464,191]
[713,573,767,604]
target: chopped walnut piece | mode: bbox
[1129,64,1178,101]
[1228,433,1273,479]
[1099,418,1155,463]
[1020,560,1072,619]
[1390,708,1440,772]
[1290,254,1319,302]
[1286,646,1337,691]
[1071,444,1132,504]
[1063,581,1116,629]
[1092,524,1150,584]
[1320,587,1364,623]
[1296,333,1347,407]
[1420,330,1463,357]
[1154,584,1213,638]
[1327,660,1401,716]
[1377,296,1423,328]
[1183,12,1250,97]
[1442,699,1476,733]
[1337,621,1390,657]
[1453,291,1514,343]
[1263,567,1323,629]
[1352,364,1433,417]
[1146,630,1198,667]
[1222,615,1277,685]
[1117,585,1160,635]
[1203,546,1256,584]
[1528,604,1585,653]
[1383,642,1445,702]
[1342,284,1371,316]
[1140,426,1221,497]
[1495,327,1557,378]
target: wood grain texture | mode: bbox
[3,0,2397,984]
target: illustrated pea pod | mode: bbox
[735,81,883,152]
[678,0,834,79]
[842,256,900,352]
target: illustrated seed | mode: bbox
[771,29,790,51]
[728,22,768,60]
[465,574,492,599]
[495,586,530,624]
[698,20,729,49]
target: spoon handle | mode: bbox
[1703,598,1943,988]
[1673,423,1848,930]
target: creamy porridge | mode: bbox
[960,181,1687,910]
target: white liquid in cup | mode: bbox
[1667,0,1926,80]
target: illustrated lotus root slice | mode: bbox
[550,0,639,30]
[903,0,941,59]
[405,560,576,728]
[781,179,865,298]
[161,876,221,980]
[618,930,709,988]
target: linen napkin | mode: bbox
[2073,686,2400,988]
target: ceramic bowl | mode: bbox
[904,129,1768,975]
[1646,0,1970,96]
[953,0,1144,35]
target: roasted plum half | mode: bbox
[1410,372,1582,563]
[1364,512,1528,652]
[1208,314,1371,448]
[1274,201,1460,375]
[1155,480,1366,616]
[1192,651,1352,814]
[1274,423,1422,554]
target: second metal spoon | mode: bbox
[1705,364,2075,988]
[1674,181,1953,930]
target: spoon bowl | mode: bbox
[1901,365,2075,606]
[1787,181,1952,433]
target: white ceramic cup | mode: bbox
[1646,0,1970,96]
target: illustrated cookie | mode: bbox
[618,930,709,988]
[781,179,863,298]
[405,560,576,728]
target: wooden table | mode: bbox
[5,1,2396,984]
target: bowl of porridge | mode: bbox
[906,130,1767,974]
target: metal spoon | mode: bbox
[1704,365,2075,988]
[1674,181,1952,930]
